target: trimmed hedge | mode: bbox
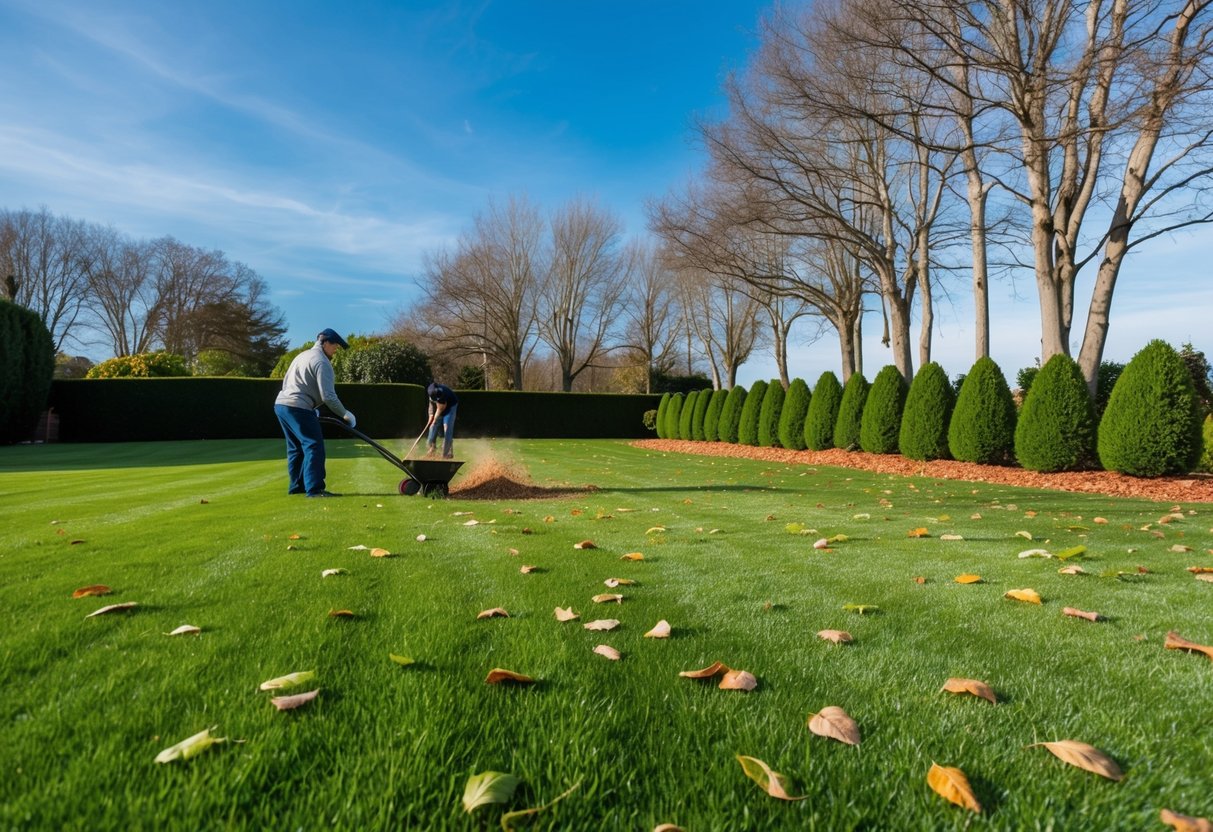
[703,389,727,442]
[718,386,747,443]
[899,362,955,461]
[47,380,658,442]
[691,387,712,440]
[758,380,786,448]
[805,372,842,450]
[1098,339,1203,475]
[655,393,671,439]
[948,357,1017,464]
[778,378,810,451]
[834,372,869,451]
[860,366,907,454]
[1014,354,1096,472]
[738,380,768,446]
[678,390,699,440]
[0,300,55,443]
[664,393,684,440]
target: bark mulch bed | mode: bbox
[632,439,1213,504]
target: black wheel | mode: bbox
[399,478,421,496]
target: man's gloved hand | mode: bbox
[343,411,357,428]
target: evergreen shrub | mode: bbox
[1014,354,1096,472]
[678,390,698,440]
[664,393,684,440]
[703,389,727,442]
[0,300,55,443]
[805,372,842,450]
[655,393,670,439]
[834,372,869,451]
[691,387,712,440]
[860,366,907,454]
[778,378,810,451]
[758,380,786,447]
[738,380,767,446]
[718,386,746,443]
[899,362,954,461]
[1199,415,1213,473]
[949,357,1017,464]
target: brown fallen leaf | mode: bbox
[644,620,671,639]
[620,552,645,561]
[583,619,619,631]
[1187,566,1213,574]
[370,547,393,558]
[736,755,806,801]
[573,540,596,550]
[521,528,533,535]
[1030,740,1122,780]
[1004,588,1042,604]
[913,576,927,584]
[1165,630,1213,660]
[554,606,579,622]
[270,689,319,711]
[807,706,860,746]
[1093,516,1108,524]
[926,762,982,813]
[653,825,686,832]
[86,602,138,618]
[604,578,636,587]
[592,644,621,661]
[477,607,509,619]
[1058,564,1088,575]
[940,677,997,704]
[199,499,209,504]
[288,534,302,540]
[507,547,520,556]
[719,669,757,691]
[679,661,729,679]
[1062,607,1103,622]
[485,668,535,685]
[955,574,982,584]
[519,565,537,574]
[72,584,112,599]
[907,527,930,538]
[1160,808,1213,832]
[328,609,356,618]
[817,629,853,644]
[592,593,623,604]
[1172,544,1194,553]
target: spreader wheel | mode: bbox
[398,477,421,496]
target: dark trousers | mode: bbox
[274,404,326,495]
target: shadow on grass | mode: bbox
[0,438,388,472]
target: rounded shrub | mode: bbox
[86,352,189,379]
[738,380,768,446]
[678,390,699,440]
[805,371,842,450]
[758,380,786,447]
[860,366,907,454]
[663,393,684,440]
[0,300,55,443]
[655,392,671,439]
[342,339,432,385]
[949,357,1017,464]
[899,362,955,461]
[833,372,869,451]
[703,389,727,442]
[718,386,747,443]
[778,378,811,451]
[1014,354,1096,472]
[1098,339,1203,476]
[691,387,712,440]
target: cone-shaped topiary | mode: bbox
[0,300,55,444]
[1014,354,1096,472]
[778,378,811,451]
[949,357,1017,464]
[860,366,908,454]
[805,372,842,450]
[691,387,712,440]
[718,386,747,443]
[1199,415,1213,473]
[655,393,670,439]
[663,393,684,440]
[758,380,786,447]
[678,390,699,440]
[1098,339,1203,475]
[738,380,768,446]
[703,389,728,442]
[899,362,955,461]
[834,372,869,451]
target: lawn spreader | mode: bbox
[320,416,463,496]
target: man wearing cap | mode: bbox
[273,328,357,497]
[425,381,459,459]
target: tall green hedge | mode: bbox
[1199,415,1213,473]
[859,366,907,454]
[778,378,811,451]
[718,386,747,443]
[664,393,684,440]
[899,362,955,461]
[1014,354,1096,472]
[834,372,869,451]
[1098,339,1203,476]
[703,389,727,442]
[948,357,1017,464]
[757,381,786,448]
[678,390,699,440]
[655,393,671,439]
[738,380,768,446]
[805,372,842,450]
[0,300,55,443]
[691,388,712,440]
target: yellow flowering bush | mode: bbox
[86,352,190,379]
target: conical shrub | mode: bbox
[718,386,746,443]
[663,393,684,441]
[738,380,768,446]
[948,357,1016,464]
[655,393,670,439]
[1098,339,1203,475]
[678,390,699,440]
[860,366,907,454]
[778,378,811,451]
[805,372,842,450]
[1199,415,1213,473]
[1014,354,1096,472]
[703,389,728,442]
[834,372,869,451]
[691,387,712,440]
[899,362,955,461]
[758,380,786,447]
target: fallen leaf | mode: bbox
[592,593,623,604]
[259,670,316,691]
[462,770,520,813]
[328,609,355,618]
[271,689,319,711]
[164,625,201,636]
[484,668,535,685]
[519,565,537,574]
[645,526,665,535]
[370,547,393,558]
[85,602,138,618]
[288,534,302,540]
[1172,544,1194,553]
[940,677,997,704]
[1094,517,1108,524]
[1018,549,1053,559]
[955,574,982,584]
[842,603,879,614]
[817,629,853,644]
[477,607,509,619]
[708,528,723,535]
[1058,564,1088,575]
[463,519,480,526]
[72,584,111,599]
[1029,740,1123,781]
[1187,566,1213,574]
[521,528,533,535]
[679,661,729,679]
[415,534,427,542]
[573,540,596,550]
[321,568,347,577]
[554,607,580,622]
[347,545,369,550]
[913,576,927,584]
[1160,808,1213,831]
[154,727,226,764]
[1004,588,1042,604]
[907,527,930,538]
[926,762,982,813]
[1055,545,1087,560]
[199,499,209,504]
[813,538,830,549]
[940,534,964,541]
[570,509,583,516]
[1197,574,1213,583]
[719,669,757,691]
[604,577,636,587]
[508,547,520,556]
[620,552,645,561]
[970,513,982,520]
[583,619,619,631]
[736,755,805,800]
[852,513,871,520]
[389,654,414,666]
[644,620,671,639]
[1015,530,1034,540]
[1063,607,1103,622]
[1164,631,1213,660]
[807,706,860,745]
[593,644,621,660]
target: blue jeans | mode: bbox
[427,404,457,457]
[274,404,327,495]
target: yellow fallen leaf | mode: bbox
[645,527,665,535]
[592,593,623,604]
[583,619,619,631]
[926,762,982,813]
[679,661,729,679]
[463,519,480,526]
[370,547,393,558]
[1029,740,1122,780]
[1188,566,1213,574]
[519,565,537,574]
[328,609,355,618]
[154,727,226,764]
[604,578,636,587]
[1093,517,1108,524]
[907,527,930,538]
[807,706,860,745]
[270,689,319,711]
[477,607,509,619]
[954,574,982,584]
[940,677,997,704]
[259,670,316,691]
[1004,588,1042,604]
[1058,564,1087,575]
[1165,630,1213,660]
[554,607,580,622]
[484,668,535,685]
[719,669,757,691]
[736,755,805,800]
[164,625,201,636]
[1160,808,1213,832]
[573,540,596,550]
[389,654,414,666]
[1015,530,1033,540]
[72,584,111,599]
[592,644,621,661]
[644,620,671,639]
[288,533,302,540]
[620,552,645,561]
[653,825,686,832]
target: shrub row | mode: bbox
[0,300,55,443]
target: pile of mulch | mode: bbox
[449,458,596,501]
[632,439,1213,504]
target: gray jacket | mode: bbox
[274,342,349,417]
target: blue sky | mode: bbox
[2,0,1210,385]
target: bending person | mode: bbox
[425,381,459,459]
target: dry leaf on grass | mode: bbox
[164,625,201,636]
[645,526,665,535]
[1188,566,1213,574]
[813,538,830,550]
[1004,588,1042,604]
[592,593,623,604]
[288,534,302,540]
[679,661,729,679]
[1171,544,1194,553]
[1058,564,1088,575]
[573,540,596,550]
[926,762,982,813]
[1015,530,1034,540]
[477,607,509,619]
[719,669,757,691]
[1030,740,1122,780]
[271,689,319,711]
[86,602,137,618]
[369,548,393,558]
[463,519,480,526]
[1164,631,1213,660]
[484,668,535,685]
[154,727,226,764]
[593,644,621,661]
[620,552,645,561]
[72,585,111,599]
[415,534,427,542]
[907,527,930,538]
[259,671,315,691]
[653,826,686,832]
[807,706,860,745]
[321,568,347,577]
[644,620,671,639]
[1160,809,1213,831]
[1197,574,1213,583]
[1094,517,1108,524]
[940,678,997,704]
[940,534,964,541]
[736,755,806,801]
[955,574,983,584]
[554,607,580,622]
[461,770,520,813]
[604,578,635,587]
[1019,549,1053,559]
[328,609,355,618]
[913,576,927,584]
[583,619,619,631]
[347,545,369,550]
[519,565,537,574]
[1063,607,1103,622]
[818,629,853,644]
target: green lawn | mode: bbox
[1,438,1211,830]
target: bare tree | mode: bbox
[0,208,92,351]
[674,265,763,389]
[83,229,159,357]
[151,238,242,359]
[619,242,682,392]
